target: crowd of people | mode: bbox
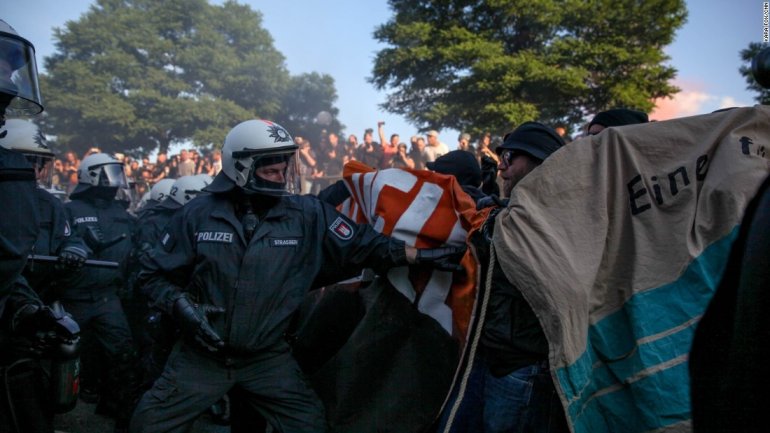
[46,147,223,205]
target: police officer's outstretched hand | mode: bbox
[414,245,467,272]
[173,294,225,353]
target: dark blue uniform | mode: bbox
[0,147,47,433]
[25,188,88,299]
[131,192,407,433]
[59,192,139,428]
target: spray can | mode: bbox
[49,334,81,413]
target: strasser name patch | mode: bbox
[270,238,300,247]
[329,217,354,241]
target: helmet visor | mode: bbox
[237,150,300,196]
[0,33,43,116]
[96,163,128,188]
[24,153,53,189]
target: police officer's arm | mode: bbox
[315,201,465,282]
[136,209,196,315]
[315,201,407,283]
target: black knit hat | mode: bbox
[496,122,565,161]
[426,150,482,187]
[588,108,649,130]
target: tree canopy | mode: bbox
[739,42,770,105]
[371,0,687,135]
[41,0,341,156]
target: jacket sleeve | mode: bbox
[137,208,195,314]
[314,200,407,285]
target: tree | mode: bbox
[40,0,339,157]
[275,72,345,144]
[739,42,770,105]
[370,0,686,136]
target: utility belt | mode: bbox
[181,339,289,368]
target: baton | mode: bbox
[28,254,120,269]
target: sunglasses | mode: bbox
[499,150,518,167]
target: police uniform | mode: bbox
[25,188,88,297]
[59,190,139,429]
[0,147,45,433]
[131,190,408,433]
[133,197,183,384]
[59,195,135,352]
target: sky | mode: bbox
[2,0,763,150]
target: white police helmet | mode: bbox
[169,175,209,206]
[0,20,43,115]
[221,119,299,196]
[150,178,175,202]
[194,173,213,185]
[0,118,53,188]
[136,191,151,211]
[77,153,128,188]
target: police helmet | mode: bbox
[0,118,54,188]
[0,20,43,115]
[150,178,175,202]
[76,153,128,188]
[220,119,299,196]
[169,174,209,206]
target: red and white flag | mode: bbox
[340,161,486,342]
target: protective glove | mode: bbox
[11,302,80,356]
[415,245,467,272]
[172,294,225,353]
[57,245,88,270]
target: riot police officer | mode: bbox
[130,119,464,433]
[58,152,139,432]
[1,19,81,433]
[1,119,89,291]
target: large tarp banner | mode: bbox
[493,106,770,432]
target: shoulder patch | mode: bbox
[63,221,71,237]
[329,216,355,241]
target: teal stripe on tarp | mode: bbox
[567,361,692,433]
[555,226,740,432]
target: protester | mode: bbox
[175,149,195,177]
[357,127,382,168]
[439,122,569,433]
[316,131,345,190]
[424,129,449,162]
[377,121,400,169]
[457,132,475,154]
[404,136,425,170]
[427,149,485,203]
[481,122,568,433]
[389,142,415,169]
[130,119,465,433]
[150,152,171,183]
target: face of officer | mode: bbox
[254,160,287,184]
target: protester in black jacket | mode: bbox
[130,119,465,433]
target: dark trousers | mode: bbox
[61,294,134,357]
[483,361,568,433]
[130,342,327,433]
